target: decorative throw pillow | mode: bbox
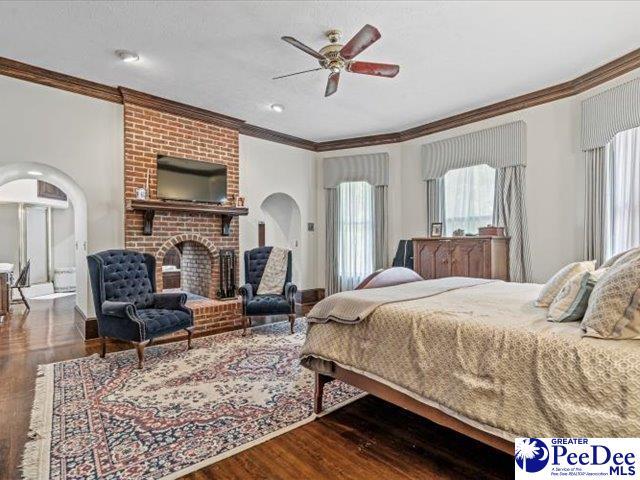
[535,261,596,307]
[547,269,607,322]
[601,247,640,268]
[581,256,640,339]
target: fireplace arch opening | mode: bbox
[156,234,217,301]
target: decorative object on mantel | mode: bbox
[135,169,150,200]
[217,249,237,300]
[478,225,505,236]
[236,195,245,207]
[127,199,248,236]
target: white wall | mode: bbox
[0,203,19,275]
[0,76,124,315]
[315,68,640,285]
[239,135,317,289]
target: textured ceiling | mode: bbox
[1,1,640,142]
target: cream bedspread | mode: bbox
[300,279,640,440]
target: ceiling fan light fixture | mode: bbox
[116,49,140,63]
[270,103,285,113]
[330,66,341,74]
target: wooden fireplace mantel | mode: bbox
[127,199,248,236]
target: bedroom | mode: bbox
[0,1,639,479]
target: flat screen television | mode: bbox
[156,156,227,204]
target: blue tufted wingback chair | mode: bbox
[87,250,194,368]
[239,246,297,335]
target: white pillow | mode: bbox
[582,256,640,339]
[535,261,596,308]
[547,268,607,322]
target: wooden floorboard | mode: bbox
[0,297,512,479]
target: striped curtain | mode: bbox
[325,188,340,295]
[373,185,388,270]
[582,77,640,151]
[493,165,531,282]
[323,153,389,294]
[422,121,526,180]
[584,146,608,266]
[425,178,445,232]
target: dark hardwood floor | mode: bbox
[0,297,512,479]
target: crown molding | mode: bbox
[239,123,316,151]
[315,47,640,151]
[2,48,640,153]
[118,87,245,130]
[0,56,121,103]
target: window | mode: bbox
[443,164,495,236]
[605,125,640,258]
[337,181,374,290]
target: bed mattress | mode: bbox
[300,279,640,440]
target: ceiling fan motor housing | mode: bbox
[319,44,346,72]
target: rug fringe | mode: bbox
[21,363,54,480]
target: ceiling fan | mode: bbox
[274,24,400,97]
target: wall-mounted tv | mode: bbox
[157,156,227,204]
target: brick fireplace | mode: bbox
[123,101,243,335]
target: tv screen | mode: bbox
[157,156,227,204]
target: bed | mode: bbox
[300,271,640,454]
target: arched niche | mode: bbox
[260,192,302,283]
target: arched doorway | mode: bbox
[260,193,302,283]
[0,162,89,314]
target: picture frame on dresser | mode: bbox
[430,222,443,238]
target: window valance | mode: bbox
[581,77,640,151]
[323,152,389,188]
[421,121,526,180]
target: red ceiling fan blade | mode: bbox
[347,61,400,78]
[281,36,325,60]
[340,24,381,60]
[325,72,340,97]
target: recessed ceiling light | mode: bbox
[270,104,285,113]
[27,171,43,176]
[116,49,140,63]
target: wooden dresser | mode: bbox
[412,236,509,281]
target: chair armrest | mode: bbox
[239,284,253,301]
[153,292,187,310]
[284,282,297,305]
[102,300,137,319]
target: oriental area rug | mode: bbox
[23,321,363,480]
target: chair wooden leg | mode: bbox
[185,327,195,350]
[18,287,30,311]
[242,316,252,336]
[100,336,107,358]
[134,340,150,369]
[289,314,296,334]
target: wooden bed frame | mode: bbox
[310,267,515,456]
